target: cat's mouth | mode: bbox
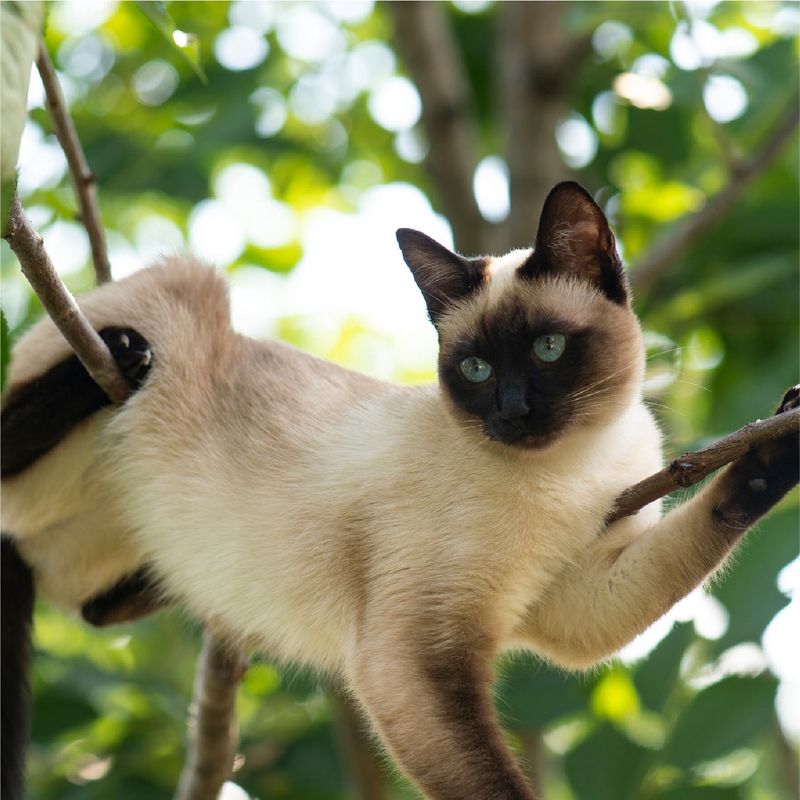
[482,420,561,450]
[492,432,557,450]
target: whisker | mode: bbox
[646,347,684,361]
[670,378,712,393]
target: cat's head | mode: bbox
[397,181,644,450]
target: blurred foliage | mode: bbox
[0,1,798,798]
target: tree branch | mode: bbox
[2,194,129,402]
[498,2,585,249]
[607,404,799,524]
[11,46,248,796]
[631,99,799,293]
[36,42,112,284]
[385,1,486,254]
[174,631,248,800]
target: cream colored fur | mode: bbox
[1,254,750,798]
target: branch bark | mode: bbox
[631,99,799,293]
[498,2,586,249]
[36,42,112,284]
[385,1,486,254]
[2,194,129,402]
[174,631,248,800]
[607,404,799,524]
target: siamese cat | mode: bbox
[2,182,797,800]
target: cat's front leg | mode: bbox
[518,387,799,668]
[349,616,536,800]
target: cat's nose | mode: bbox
[498,385,530,421]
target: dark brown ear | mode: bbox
[396,228,487,325]
[519,182,628,305]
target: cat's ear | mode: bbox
[519,182,628,305]
[396,229,487,325]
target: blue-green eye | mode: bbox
[533,333,566,362]
[459,356,492,383]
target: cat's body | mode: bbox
[3,254,660,663]
[2,183,796,800]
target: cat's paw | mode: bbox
[713,386,799,535]
[776,384,800,414]
[81,567,165,627]
[99,327,153,388]
[759,384,800,471]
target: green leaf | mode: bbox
[238,241,303,275]
[710,506,797,655]
[496,654,596,728]
[635,622,694,713]
[564,724,652,800]
[663,675,777,769]
[652,256,797,327]
[651,786,744,800]
[283,728,346,795]
[134,1,206,84]
[0,1,44,182]
[31,683,97,740]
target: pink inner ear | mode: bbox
[571,220,600,253]
[555,220,607,280]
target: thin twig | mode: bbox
[36,42,112,284]
[631,100,799,293]
[174,631,249,800]
[385,1,485,254]
[607,405,800,523]
[2,194,128,401]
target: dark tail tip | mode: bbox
[2,536,35,800]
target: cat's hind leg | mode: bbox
[1,326,152,478]
[2,325,165,623]
[349,618,536,800]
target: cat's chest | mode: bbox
[501,456,613,525]
[481,470,612,630]
[485,462,616,585]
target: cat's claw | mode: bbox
[99,326,153,388]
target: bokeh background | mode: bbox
[1,1,798,798]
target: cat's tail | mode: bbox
[1,536,35,800]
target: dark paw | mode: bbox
[81,567,166,626]
[776,384,800,414]
[714,387,799,535]
[99,327,153,388]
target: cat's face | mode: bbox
[398,182,644,450]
